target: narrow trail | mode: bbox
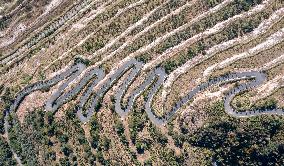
[203,27,284,77]
[252,75,284,102]
[41,0,122,58]
[70,0,115,30]
[0,0,116,82]
[43,0,147,71]
[6,57,284,164]
[161,8,284,102]
[0,0,65,48]
[85,0,234,91]
[261,54,284,71]
[247,54,284,102]
[123,0,234,62]
[2,0,284,164]
[0,0,107,48]
[43,0,64,15]
[92,0,196,66]
[142,0,272,71]
[41,0,119,65]
[0,0,98,65]
[87,0,171,60]
[0,0,141,83]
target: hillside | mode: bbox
[0,0,284,165]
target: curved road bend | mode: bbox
[77,59,143,122]
[4,63,85,165]
[5,58,284,164]
[45,66,103,112]
[8,60,284,126]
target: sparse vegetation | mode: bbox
[1,0,283,165]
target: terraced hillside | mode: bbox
[0,0,284,165]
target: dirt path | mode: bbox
[162,8,284,102]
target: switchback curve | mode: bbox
[6,59,284,126]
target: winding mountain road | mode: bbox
[6,59,283,126]
[4,58,284,164]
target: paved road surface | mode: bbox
[5,58,283,164]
